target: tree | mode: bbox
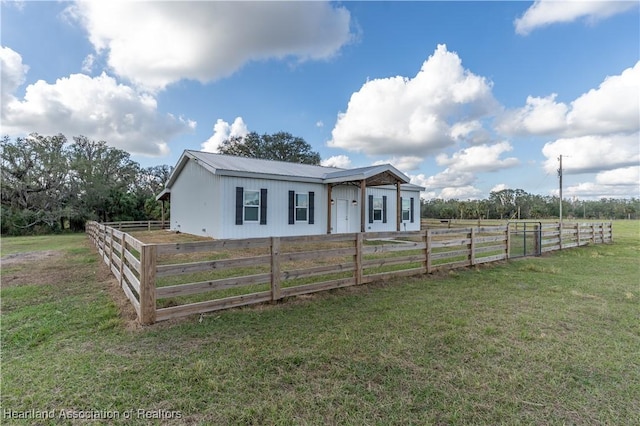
[69,136,140,223]
[218,131,321,165]
[1,134,72,233]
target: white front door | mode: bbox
[336,199,349,233]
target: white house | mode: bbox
[157,150,424,239]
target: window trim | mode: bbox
[243,189,260,223]
[295,193,308,222]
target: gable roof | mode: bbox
[160,150,424,199]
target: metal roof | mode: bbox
[187,150,344,179]
[163,150,424,192]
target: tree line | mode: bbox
[1,133,637,236]
[422,189,639,221]
[1,134,170,235]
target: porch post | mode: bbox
[360,179,366,233]
[327,184,332,234]
[396,181,401,231]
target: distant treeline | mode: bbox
[421,189,639,221]
[1,134,171,236]
[2,134,637,236]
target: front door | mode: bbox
[336,199,349,233]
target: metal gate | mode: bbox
[509,221,542,258]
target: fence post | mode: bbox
[426,230,432,273]
[355,233,363,285]
[576,223,581,246]
[270,237,281,301]
[534,223,540,255]
[139,244,157,325]
[119,235,125,287]
[601,222,605,244]
[469,227,476,266]
[559,222,563,250]
[107,227,114,266]
[506,224,511,259]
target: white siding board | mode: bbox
[220,176,327,239]
[170,161,219,238]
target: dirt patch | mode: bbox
[1,250,63,266]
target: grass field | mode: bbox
[1,221,638,424]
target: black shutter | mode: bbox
[235,187,243,225]
[288,191,295,225]
[410,197,414,223]
[260,188,267,225]
[368,194,374,223]
[382,196,387,223]
[308,192,315,224]
[400,197,403,222]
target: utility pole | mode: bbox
[558,155,563,223]
[558,155,563,249]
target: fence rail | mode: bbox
[87,221,613,324]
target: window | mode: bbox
[289,191,315,224]
[296,193,308,221]
[235,187,267,225]
[368,195,387,224]
[244,190,260,222]
[373,197,383,221]
[402,198,410,221]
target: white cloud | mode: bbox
[321,155,351,169]
[496,94,568,136]
[373,156,423,171]
[201,117,249,153]
[515,0,637,35]
[438,186,483,200]
[67,1,353,91]
[499,62,640,138]
[563,179,640,200]
[567,62,640,135]
[595,166,640,186]
[0,46,29,106]
[1,64,195,156]
[316,121,324,128]
[410,169,476,190]
[490,184,509,193]
[328,44,497,156]
[541,133,640,175]
[450,120,492,145]
[81,53,96,73]
[436,141,519,173]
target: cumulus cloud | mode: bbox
[436,142,519,173]
[321,155,351,169]
[328,44,497,156]
[201,117,249,153]
[439,186,483,200]
[67,1,353,91]
[373,156,423,171]
[567,62,640,135]
[541,133,639,175]
[490,184,509,193]
[499,62,640,138]
[515,0,637,35]
[411,169,476,190]
[595,166,640,186]
[561,165,639,200]
[0,46,29,106]
[563,179,640,199]
[496,94,568,136]
[1,52,195,156]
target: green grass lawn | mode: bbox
[1,221,638,424]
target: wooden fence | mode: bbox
[86,221,612,324]
[102,220,168,231]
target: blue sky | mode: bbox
[2,1,639,200]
